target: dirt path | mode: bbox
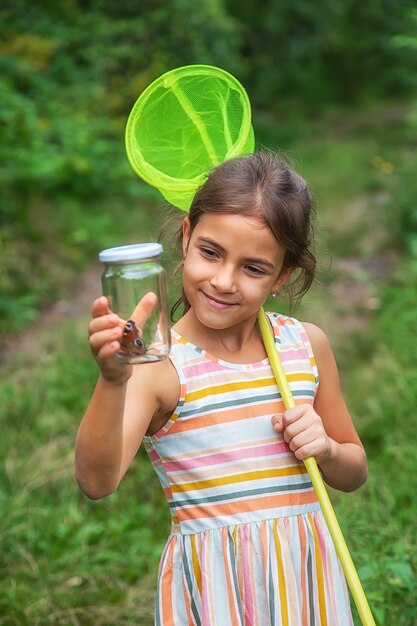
[1,264,102,367]
[327,251,395,334]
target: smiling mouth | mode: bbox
[201,291,238,309]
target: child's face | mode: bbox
[182,213,289,331]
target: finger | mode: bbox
[271,413,283,432]
[96,339,122,361]
[92,296,112,318]
[288,431,311,452]
[292,437,328,462]
[293,445,315,462]
[89,313,122,337]
[283,415,312,440]
[129,291,158,330]
[282,404,313,427]
[282,407,301,427]
[89,326,123,352]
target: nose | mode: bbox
[210,263,237,293]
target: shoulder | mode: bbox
[300,322,339,379]
[300,322,331,352]
[267,312,326,349]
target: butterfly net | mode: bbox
[125,65,255,211]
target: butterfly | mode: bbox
[119,319,147,356]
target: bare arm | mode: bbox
[75,296,179,499]
[272,323,367,492]
[75,368,164,499]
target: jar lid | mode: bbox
[98,242,162,263]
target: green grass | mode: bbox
[0,321,168,625]
[1,102,417,624]
[334,273,417,624]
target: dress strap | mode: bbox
[266,312,319,388]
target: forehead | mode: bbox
[191,213,284,260]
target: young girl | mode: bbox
[76,152,368,626]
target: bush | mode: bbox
[0,1,243,333]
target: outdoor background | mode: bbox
[1,1,417,624]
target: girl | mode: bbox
[76,152,368,625]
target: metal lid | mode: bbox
[98,242,162,263]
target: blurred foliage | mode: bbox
[0,0,242,333]
[387,7,417,255]
[226,0,417,111]
[1,0,417,333]
[341,265,417,623]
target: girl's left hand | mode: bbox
[272,404,334,465]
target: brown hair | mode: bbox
[170,151,316,320]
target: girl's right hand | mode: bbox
[88,294,157,385]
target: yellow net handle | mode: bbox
[258,308,376,626]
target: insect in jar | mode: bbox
[118,319,147,356]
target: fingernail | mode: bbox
[272,414,283,431]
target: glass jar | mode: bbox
[98,243,170,364]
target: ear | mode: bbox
[272,266,295,293]
[182,217,191,257]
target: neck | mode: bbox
[174,308,266,361]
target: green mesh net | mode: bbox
[125,65,255,211]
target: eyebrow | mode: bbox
[196,236,276,270]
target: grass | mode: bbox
[1,101,417,624]
[0,321,168,625]
[334,276,417,624]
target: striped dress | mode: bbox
[143,313,353,626]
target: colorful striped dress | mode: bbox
[143,313,353,626]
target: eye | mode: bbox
[199,246,219,259]
[245,265,267,276]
